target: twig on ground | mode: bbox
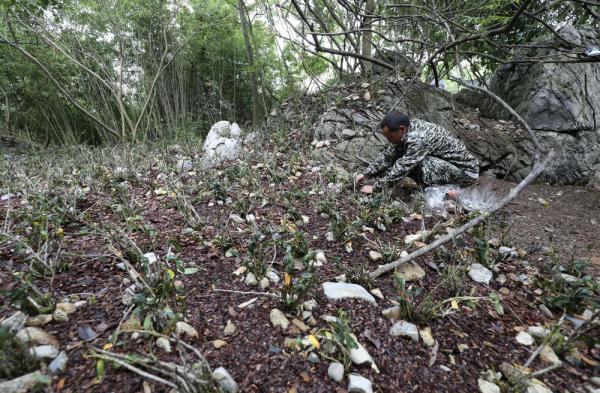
[370,151,555,278]
[212,287,279,298]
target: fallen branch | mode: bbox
[369,151,554,278]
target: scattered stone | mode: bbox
[26,314,52,327]
[328,362,344,382]
[176,159,193,172]
[266,270,280,284]
[342,129,357,139]
[526,379,553,393]
[478,379,501,393]
[52,309,69,322]
[370,288,384,300]
[229,213,245,224]
[142,252,158,264]
[322,282,377,304]
[468,263,493,284]
[269,309,289,329]
[419,327,435,347]
[292,318,310,332]
[77,324,98,341]
[499,247,518,258]
[316,251,327,264]
[390,321,419,342]
[55,302,76,314]
[363,91,372,101]
[0,371,49,393]
[1,311,27,332]
[590,377,600,387]
[48,351,68,374]
[348,374,373,393]
[368,251,383,261]
[325,232,335,242]
[539,304,554,319]
[349,335,377,371]
[302,300,318,311]
[224,320,236,336]
[396,262,426,281]
[516,331,534,346]
[527,326,550,338]
[30,345,59,359]
[212,367,239,393]
[539,345,561,365]
[213,339,228,349]
[16,327,59,348]
[307,352,320,363]
[405,231,428,245]
[382,306,401,320]
[156,337,172,353]
[244,272,258,286]
[175,321,198,339]
[259,277,270,289]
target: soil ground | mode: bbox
[1,141,599,393]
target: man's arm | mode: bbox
[364,145,397,178]
[373,142,427,190]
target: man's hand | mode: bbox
[360,185,374,194]
[355,173,366,183]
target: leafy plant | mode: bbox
[0,328,42,380]
[395,275,439,324]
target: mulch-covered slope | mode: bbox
[1,138,598,393]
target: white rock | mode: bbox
[370,288,384,300]
[156,337,172,353]
[203,121,243,168]
[56,302,77,314]
[478,379,501,393]
[396,262,426,281]
[176,159,193,172]
[499,247,518,257]
[229,213,245,224]
[419,327,435,347]
[516,331,534,346]
[266,270,280,284]
[223,320,236,336]
[539,345,561,365]
[316,251,327,264]
[16,327,59,347]
[348,374,373,393]
[390,321,419,342]
[142,252,158,264]
[48,351,67,374]
[245,214,256,223]
[307,352,320,363]
[302,300,318,311]
[30,345,59,359]
[526,379,553,393]
[0,193,15,201]
[468,263,493,284]
[269,309,289,329]
[349,335,378,372]
[1,311,27,332]
[527,326,550,338]
[244,272,258,286]
[0,371,48,392]
[259,277,270,289]
[175,321,198,338]
[328,362,345,382]
[52,309,69,323]
[405,231,428,245]
[315,141,325,148]
[382,306,401,320]
[368,251,383,261]
[26,314,53,327]
[212,367,239,393]
[322,282,377,304]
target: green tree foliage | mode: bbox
[0,0,316,144]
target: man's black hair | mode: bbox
[381,111,410,132]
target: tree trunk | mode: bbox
[238,0,262,125]
[361,0,375,74]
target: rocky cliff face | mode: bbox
[458,25,600,185]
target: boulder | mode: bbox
[457,25,600,184]
[202,121,243,167]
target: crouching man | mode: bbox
[356,111,479,197]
